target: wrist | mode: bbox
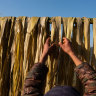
[68,51,83,66]
[39,53,48,64]
[68,51,75,57]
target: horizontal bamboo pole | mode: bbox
[48,17,93,24]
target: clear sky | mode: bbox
[0,0,96,17]
[0,0,95,46]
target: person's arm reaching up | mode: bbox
[22,38,56,96]
[59,37,96,96]
[59,37,82,66]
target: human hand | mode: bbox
[39,37,57,63]
[59,37,73,55]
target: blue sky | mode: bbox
[0,0,96,18]
[0,0,96,17]
[0,0,95,46]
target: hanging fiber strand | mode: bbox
[0,17,15,96]
[0,18,8,96]
[72,18,84,94]
[92,18,96,69]
[58,17,75,86]
[23,17,39,80]
[10,17,27,96]
[35,17,49,63]
[45,17,61,93]
[83,17,90,62]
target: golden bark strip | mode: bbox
[10,17,27,96]
[58,17,75,86]
[23,17,39,80]
[62,17,75,40]
[83,17,90,62]
[72,18,83,93]
[34,17,50,93]
[8,17,16,96]
[10,17,24,96]
[51,17,61,86]
[0,17,8,96]
[75,18,83,59]
[72,21,77,87]
[35,17,49,63]
[0,17,15,96]
[0,17,7,75]
[92,18,96,69]
[51,17,61,43]
[26,17,40,72]
[45,17,61,93]
[10,17,26,72]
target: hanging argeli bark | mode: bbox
[0,16,95,96]
[10,17,27,96]
[72,17,84,94]
[92,18,96,69]
[23,17,39,81]
[45,17,61,93]
[83,17,90,62]
[0,17,16,96]
[58,17,75,86]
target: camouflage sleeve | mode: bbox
[22,63,48,96]
[74,62,96,96]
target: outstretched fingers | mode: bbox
[46,37,51,44]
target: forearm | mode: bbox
[75,62,96,95]
[68,51,82,66]
[39,52,48,64]
[69,51,96,95]
[59,37,96,95]
[22,63,48,96]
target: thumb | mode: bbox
[59,42,63,48]
[46,37,50,44]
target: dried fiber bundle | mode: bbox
[0,17,15,96]
[35,17,49,63]
[72,18,84,93]
[83,17,90,62]
[92,18,96,69]
[10,17,26,96]
[45,17,61,93]
[57,17,75,86]
[23,17,39,80]
[23,17,49,94]
[0,17,95,96]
